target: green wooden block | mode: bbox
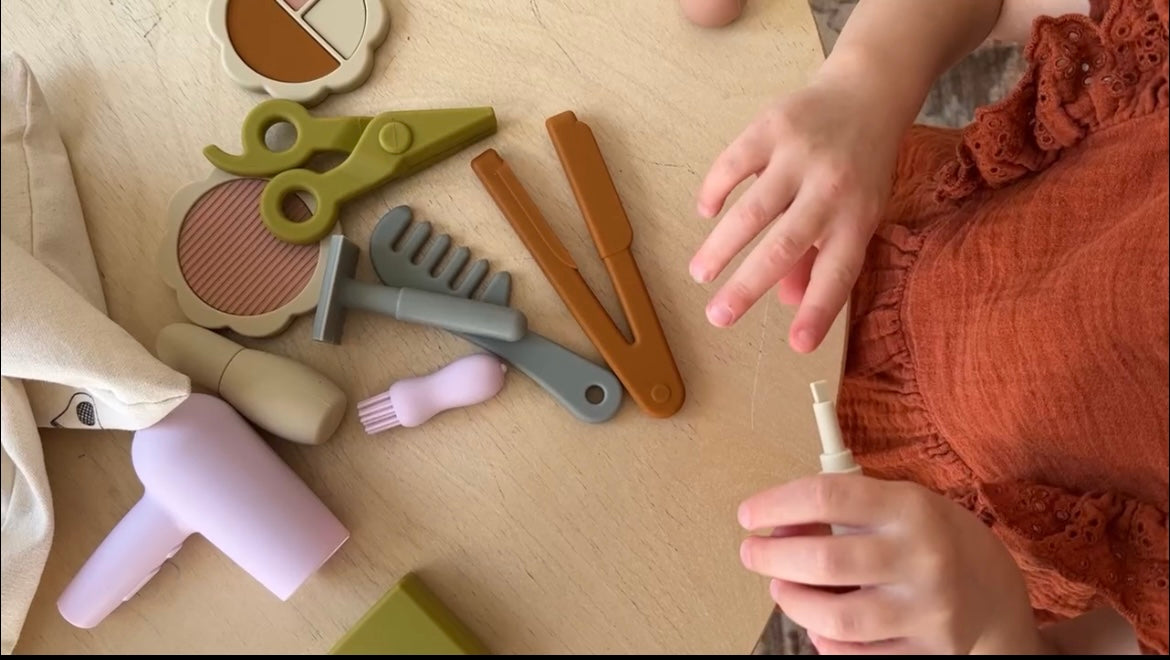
[331,573,488,655]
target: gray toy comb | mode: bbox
[369,206,623,423]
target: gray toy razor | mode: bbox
[314,235,527,344]
[368,206,623,423]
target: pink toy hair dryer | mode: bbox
[58,393,349,628]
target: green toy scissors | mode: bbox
[205,99,497,245]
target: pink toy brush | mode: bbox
[357,353,507,433]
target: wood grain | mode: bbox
[1,0,837,653]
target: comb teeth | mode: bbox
[373,206,414,247]
[369,205,508,302]
[356,390,401,434]
[401,223,432,259]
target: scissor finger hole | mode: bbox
[263,121,298,153]
[277,187,318,224]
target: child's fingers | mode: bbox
[696,128,770,218]
[771,581,909,644]
[808,631,917,656]
[787,231,865,353]
[689,164,798,283]
[738,474,900,530]
[704,190,827,327]
[740,533,901,586]
[769,522,829,538]
[776,248,816,305]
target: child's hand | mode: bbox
[690,70,901,352]
[738,475,1047,655]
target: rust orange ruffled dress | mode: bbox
[838,0,1169,652]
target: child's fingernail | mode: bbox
[769,579,783,601]
[707,304,734,327]
[690,262,710,283]
[739,539,753,568]
[697,202,714,218]
[794,329,814,352]
[737,502,751,529]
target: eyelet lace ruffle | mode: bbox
[953,484,1170,653]
[939,0,1168,200]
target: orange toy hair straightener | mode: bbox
[471,112,685,418]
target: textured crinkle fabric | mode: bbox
[839,0,1168,653]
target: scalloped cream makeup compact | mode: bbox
[159,170,332,338]
[208,0,390,105]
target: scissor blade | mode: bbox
[385,107,498,180]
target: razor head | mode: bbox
[313,235,359,344]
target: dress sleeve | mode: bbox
[937,0,1168,200]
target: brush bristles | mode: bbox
[357,390,401,434]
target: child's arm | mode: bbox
[988,0,1091,43]
[693,1,1006,351]
[1042,608,1142,655]
[821,0,1004,131]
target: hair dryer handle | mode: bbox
[58,495,190,628]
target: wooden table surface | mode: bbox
[1,0,839,654]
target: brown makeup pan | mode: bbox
[210,0,390,105]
